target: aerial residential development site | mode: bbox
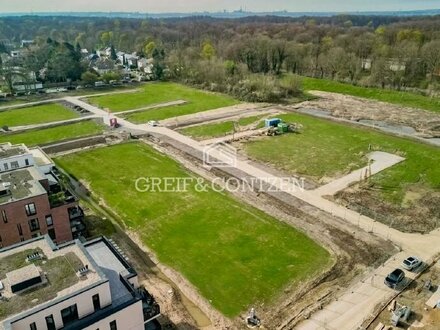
[0,3,440,330]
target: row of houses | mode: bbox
[86,47,154,77]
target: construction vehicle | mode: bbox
[264,118,303,136]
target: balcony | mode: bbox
[68,205,84,220]
[138,287,160,323]
[49,190,77,208]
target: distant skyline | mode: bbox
[0,0,440,13]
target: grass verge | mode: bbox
[0,120,103,146]
[87,82,238,114]
[0,103,78,127]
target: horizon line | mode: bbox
[0,8,439,15]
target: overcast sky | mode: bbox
[0,0,439,13]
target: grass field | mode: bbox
[0,103,78,127]
[300,76,440,113]
[0,121,103,146]
[243,112,440,204]
[179,115,265,140]
[87,82,238,116]
[56,142,330,317]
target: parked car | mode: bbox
[402,256,422,271]
[147,120,160,127]
[384,269,405,289]
[94,81,106,87]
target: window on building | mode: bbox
[45,215,53,226]
[48,228,56,241]
[109,320,117,330]
[1,210,7,223]
[25,203,37,216]
[0,235,2,242]
[45,315,56,330]
[4,163,8,171]
[25,159,30,166]
[29,322,37,330]
[61,304,79,326]
[92,294,101,311]
[17,224,23,236]
[28,218,40,232]
[10,161,19,169]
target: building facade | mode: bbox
[0,143,85,248]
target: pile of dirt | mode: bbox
[295,91,440,138]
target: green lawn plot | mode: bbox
[56,142,330,317]
[0,121,103,146]
[243,112,440,205]
[300,76,440,114]
[87,82,238,115]
[0,103,78,127]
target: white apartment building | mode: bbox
[0,235,160,330]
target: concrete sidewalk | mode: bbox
[313,151,405,196]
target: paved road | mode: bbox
[199,128,266,145]
[160,103,271,128]
[46,96,440,329]
[113,100,187,115]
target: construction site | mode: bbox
[0,83,439,330]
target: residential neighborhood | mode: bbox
[0,40,155,97]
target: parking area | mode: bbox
[297,251,421,330]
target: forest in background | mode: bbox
[1,14,440,102]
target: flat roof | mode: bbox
[0,236,103,328]
[29,147,53,168]
[6,264,40,287]
[0,143,29,159]
[0,167,47,205]
[85,241,133,303]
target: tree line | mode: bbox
[1,15,440,101]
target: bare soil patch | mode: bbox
[295,91,440,138]
[333,184,440,233]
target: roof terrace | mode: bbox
[0,237,102,328]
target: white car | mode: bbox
[147,120,160,127]
[402,256,422,271]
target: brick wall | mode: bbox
[0,194,74,248]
